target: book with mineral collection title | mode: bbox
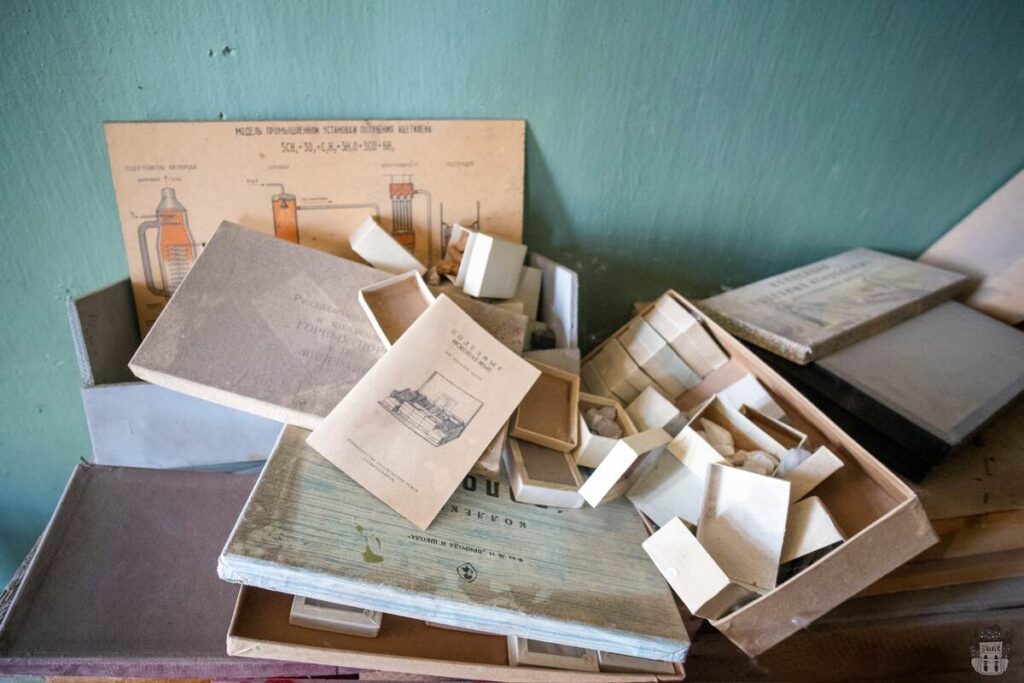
[307,295,540,530]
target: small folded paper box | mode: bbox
[510,360,581,452]
[627,387,686,436]
[506,437,585,508]
[617,318,701,398]
[578,428,673,507]
[643,295,728,377]
[584,290,938,655]
[740,404,808,451]
[507,636,599,672]
[574,392,638,468]
[358,271,435,348]
[585,339,657,404]
[350,215,427,276]
[458,232,528,299]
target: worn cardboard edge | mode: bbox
[225,588,682,683]
[218,554,688,662]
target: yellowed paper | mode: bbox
[306,295,539,529]
[105,120,525,334]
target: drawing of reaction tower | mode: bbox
[267,177,440,261]
[138,188,198,298]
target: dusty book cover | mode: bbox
[699,248,970,364]
[220,426,690,662]
[307,295,540,530]
[104,119,525,335]
[128,221,389,429]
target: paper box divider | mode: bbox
[740,404,808,451]
[226,586,683,683]
[510,361,580,452]
[583,290,937,655]
[358,271,436,348]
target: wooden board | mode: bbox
[699,248,970,364]
[219,426,689,661]
[129,221,389,429]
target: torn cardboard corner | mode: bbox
[350,216,427,276]
[306,295,540,530]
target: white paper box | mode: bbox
[574,393,637,468]
[718,373,786,421]
[578,429,672,507]
[780,496,845,564]
[697,464,791,593]
[618,318,700,398]
[627,387,686,436]
[588,340,655,404]
[780,445,844,502]
[349,216,427,276]
[460,233,528,299]
[289,595,382,637]
[643,518,756,620]
[626,451,705,527]
[507,636,599,672]
[643,294,728,377]
[597,650,678,675]
[511,266,543,321]
[506,438,585,509]
[358,271,435,348]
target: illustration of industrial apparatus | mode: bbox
[267,176,455,263]
[379,372,483,447]
[138,188,197,299]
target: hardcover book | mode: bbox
[307,295,540,529]
[129,221,389,429]
[220,426,690,662]
[700,249,970,364]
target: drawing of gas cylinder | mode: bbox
[138,188,197,298]
[270,187,299,243]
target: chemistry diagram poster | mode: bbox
[104,120,525,335]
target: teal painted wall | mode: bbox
[0,0,1022,582]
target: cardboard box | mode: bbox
[643,295,728,377]
[585,339,656,404]
[67,279,283,470]
[574,392,638,468]
[585,291,938,655]
[507,636,598,672]
[506,438,585,508]
[627,387,687,436]
[510,361,580,452]
[578,429,673,507]
[358,271,435,348]
[226,586,684,682]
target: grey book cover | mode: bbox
[219,426,690,662]
[130,221,390,429]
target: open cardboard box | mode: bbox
[585,291,938,656]
[574,392,638,468]
[67,279,283,470]
[227,586,684,682]
[358,271,435,348]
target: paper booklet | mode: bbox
[307,294,540,529]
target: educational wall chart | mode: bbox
[104,120,526,335]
